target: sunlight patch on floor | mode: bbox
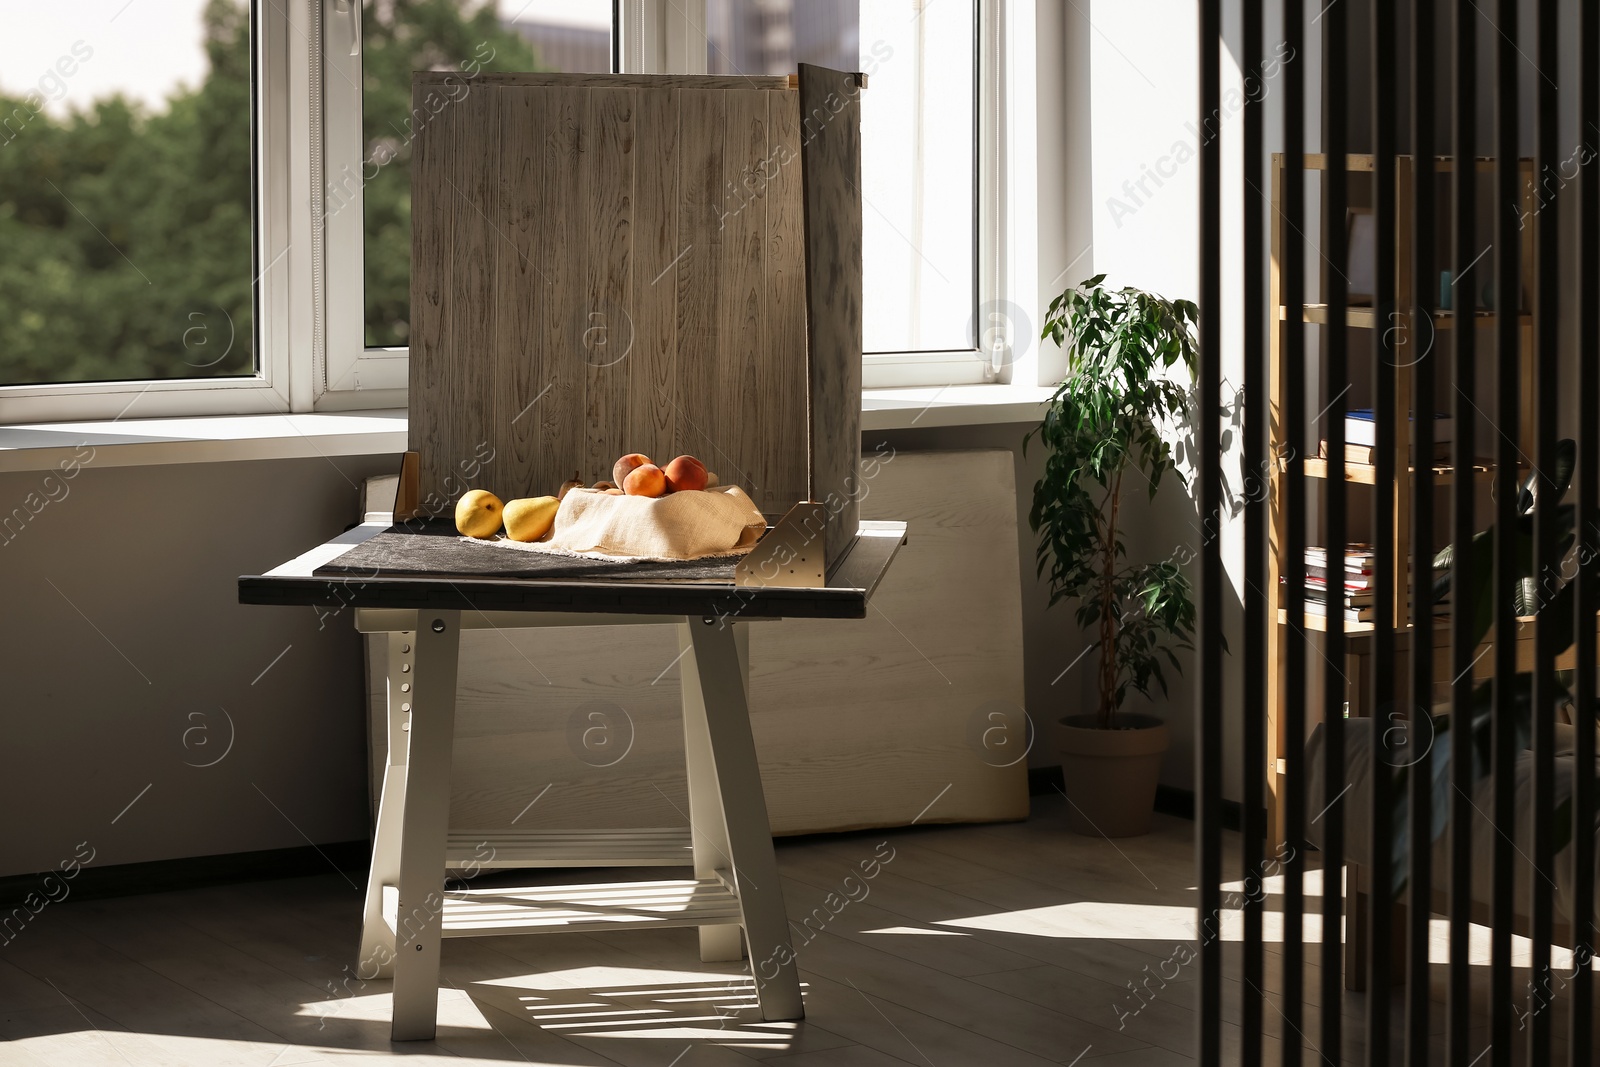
[934,901,1332,944]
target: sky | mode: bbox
[0,0,612,116]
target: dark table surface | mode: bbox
[239,519,906,620]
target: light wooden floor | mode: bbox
[0,795,1589,1065]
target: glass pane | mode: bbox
[0,0,256,385]
[361,0,612,349]
[706,0,976,353]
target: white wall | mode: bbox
[1061,1,1323,800]
[1,455,396,878]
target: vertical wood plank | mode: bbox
[674,89,729,489]
[797,65,865,570]
[719,88,769,504]
[628,87,681,460]
[493,86,550,498]
[440,85,498,508]
[765,91,811,513]
[408,76,451,512]
[540,87,586,487]
[581,88,636,484]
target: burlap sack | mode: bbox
[471,485,767,562]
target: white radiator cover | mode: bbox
[363,449,1029,835]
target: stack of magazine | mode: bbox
[1293,544,1447,623]
[1303,544,1383,623]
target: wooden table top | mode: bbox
[238,520,906,620]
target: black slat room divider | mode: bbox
[1195,0,1598,1061]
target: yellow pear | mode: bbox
[503,495,560,542]
[454,489,504,538]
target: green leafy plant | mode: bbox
[1025,276,1200,730]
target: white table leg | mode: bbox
[679,622,745,964]
[389,611,461,1041]
[679,618,803,1021]
[358,632,413,979]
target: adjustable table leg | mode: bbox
[389,611,461,1041]
[679,617,803,1021]
[359,631,413,979]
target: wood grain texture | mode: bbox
[764,92,811,508]
[409,73,830,520]
[364,451,1027,836]
[796,64,865,571]
[628,86,679,456]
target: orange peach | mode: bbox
[623,463,668,497]
[613,453,652,486]
[662,455,707,493]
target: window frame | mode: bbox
[0,0,297,424]
[0,0,1036,425]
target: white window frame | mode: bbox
[0,0,299,424]
[0,0,1044,425]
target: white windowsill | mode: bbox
[0,385,1056,475]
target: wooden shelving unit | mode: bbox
[1288,456,1495,485]
[1264,152,1537,851]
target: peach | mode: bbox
[662,455,708,493]
[623,463,668,497]
[613,453,652,487]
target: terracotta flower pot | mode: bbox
[1057,713,1170,838]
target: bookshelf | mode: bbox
[1263,152,1537,852]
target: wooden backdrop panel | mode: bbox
[797,64,864,571]
[409,73,816,517]
[365,451,1029,835]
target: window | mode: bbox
[705,0,980,368]
[0,0,279,412]
[1,0,1010,423]
[319,0,617,397]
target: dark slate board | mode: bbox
[314,521,739,583]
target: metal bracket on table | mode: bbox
[735,501,827,588]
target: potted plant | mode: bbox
[1025,276,1199,837]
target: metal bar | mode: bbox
[1405,0,1436,1061]
[1284,0,1311,1053]
[1528,0,1558,1059]
[1572,4,1599,1062]
[1241,0,1267,1056]
[1195,1,1224,1063]
[1368,0,1397,1057]
[1446,2,1479,1061]
[1489,0,1520,1060]
[1321,3,1351,1062]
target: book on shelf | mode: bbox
[1304,544,1379,570]
[1305,578,1376,605]
[1341,409,1453,451]
[1303,597,1376,623]
[1318,440,1455,464]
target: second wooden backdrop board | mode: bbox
[409,71,863,541]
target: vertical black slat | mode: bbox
[1196,1,1223,1063]
[1405,0,1436,1062]
[1322,2,1351,1064]
[1367,1,1397,1059]
[1241,0,1266,1057]
[1572,3,1599,1062]
[1284,0,1313,1054]
[1283,4,1313,1065]
[1489,0,1520,1061]
[1529,0,1559,1060]
[1446,1,1479,1061]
